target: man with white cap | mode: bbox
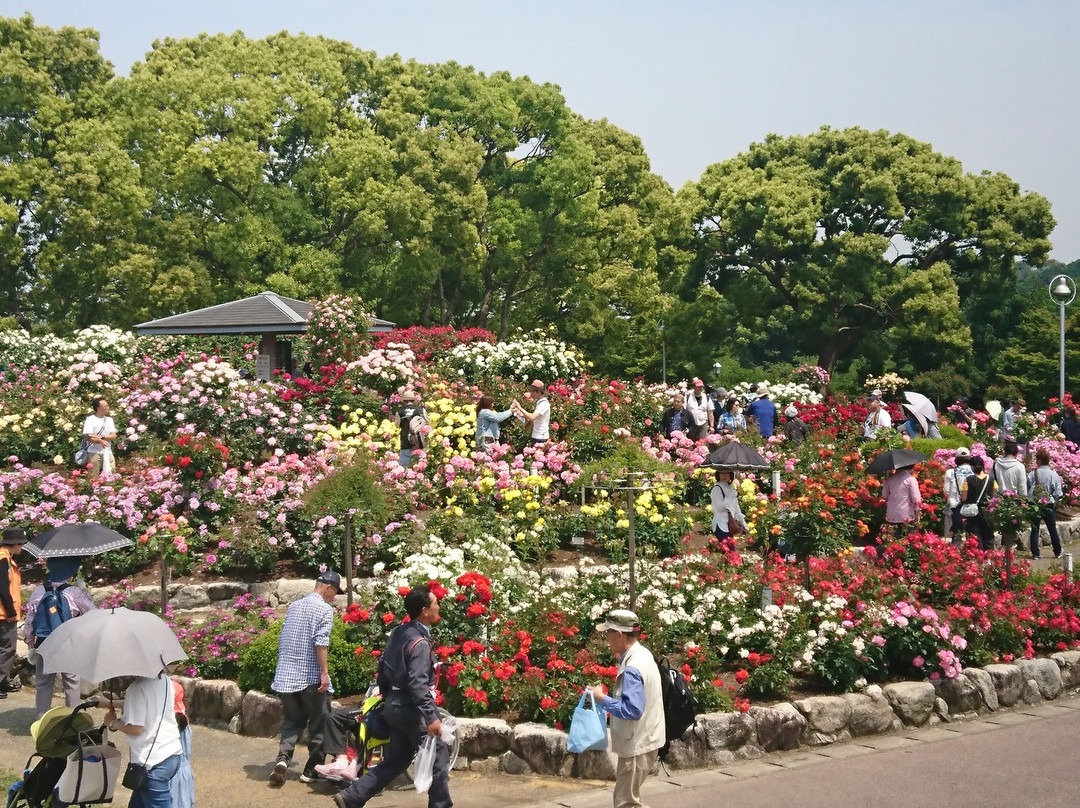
[943,447,974,544]
[591,609,664,808]
[684,379,713,441]
[782,404,809,446]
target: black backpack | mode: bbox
[658,659,699,761]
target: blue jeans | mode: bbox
[128,753,182,808]
[1030,506,1062,557]
[398,449,414,468]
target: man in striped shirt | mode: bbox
[269,570,343,785]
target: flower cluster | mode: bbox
[445,332,585,384]
[863,373,909,396]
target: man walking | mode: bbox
[0,528,26,697]
[591,609,664,808]
[334,585,451,808]
[270,570,343,785]
[395,390,426,468]
[684,379,713,441]
[745,382,778,438]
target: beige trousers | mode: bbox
[613,751,655,808]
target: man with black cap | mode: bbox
[269,570,343,785]
[0,527,27,696]
[591,609,664,808]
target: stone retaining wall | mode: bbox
[167,651,1080,780]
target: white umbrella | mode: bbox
[901,403,930,436]
[37,606,187,683]
[903,391,939,423]
[986,400,1003,422]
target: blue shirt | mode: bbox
[746,397,777,437]
[599,667,645,720]
[272,592,334,694]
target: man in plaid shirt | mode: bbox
[269,570,344,785]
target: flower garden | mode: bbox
[3,301,1080,729]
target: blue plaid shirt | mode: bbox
[272,592,334,694]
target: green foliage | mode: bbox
[303,455,389,528]
[574,443,677,493]
[237,622,282,693]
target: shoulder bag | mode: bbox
[960,476,990,518]
[121,678,171,790]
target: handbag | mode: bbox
[73,437,90,467]
[960,476,990,518]
[58,743,122,803]
[566,690,609,753]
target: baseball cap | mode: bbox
[316,570,344,594]
[692,377,704,387]
[602,609,640,633]
[784,405,798,418]
[954,447,971,458]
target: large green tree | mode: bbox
[679,127,1055,378]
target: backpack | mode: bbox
[407,413,431,450]
[658,659,699,761]
[32,584,72,641]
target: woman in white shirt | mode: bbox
[103,671,184,808]
[710,471,748,543]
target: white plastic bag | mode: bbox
[439,714,458,745]
[413,735,437,793]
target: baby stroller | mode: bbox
[7,701,121,808]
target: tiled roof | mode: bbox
[134,291,394,334]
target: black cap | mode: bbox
[316,570,344,594]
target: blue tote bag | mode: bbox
[567,690,608,753]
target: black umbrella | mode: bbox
[701,442,770,471]
[865,448,929,475]
[23,522,133,559]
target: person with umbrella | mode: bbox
[0,527,27,697]
[881,463,922,538]
[103,670,185,808]
[23,556,97,716]
[710,470,748,543]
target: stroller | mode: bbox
[7,701,121,808]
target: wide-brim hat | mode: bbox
[2,527,26,546]
[401,390,417,402]
[601,609,640,633]
[756,382,770,395]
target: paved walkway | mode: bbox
[4,686,1080,808]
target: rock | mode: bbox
[509,723,568,775]
[275,579,315,605]
[190,679,243,727]
[883,681,936,726]
[239,690,283,737]
[664,725,707,769]
[841,693,895,737]
[698,712,755,750]
[1016,658,1063,700]
[571,749,617,780]
[794,695,851,735]
[458,717,513,758]
[984,664,1024,706]
[468,756,501,775]
[228,714,241,734]
[500,751,533,775]
[1051,650,1080,688]
[249,582,276,601]
[934,675,983,715]
[1021,678,1043,704]
[750,703,806,752]
[207,582,249,602]
[131,584,181,605]
[934,697,951,722]
[170,585,211,610]
[961,668,999,711]
[173,676,197,707]
[91,586,118,606]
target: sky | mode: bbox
[7,0,1080,260]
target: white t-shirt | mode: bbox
[863,408,892,439]
[686,392,711,427]
[531,397,551,441]
[123,676,182,768]
[82,415,116,454]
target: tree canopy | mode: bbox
[1,15,1070,399]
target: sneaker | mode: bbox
[269,759,288,786]
[315,760,356,783]
[0,679,21,693]
[299,769,323,784]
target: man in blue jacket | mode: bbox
[335,585,450,808]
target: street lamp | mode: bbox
[1048,275,1076,404]
[712,361,722,381]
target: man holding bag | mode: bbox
[591,610,664,808]
[334,585,451,808]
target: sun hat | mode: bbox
[954,447,971,458]
[756,382,770,395]
[316,570,344,594]
[784,405,798,418]
[401,389,417,402]
[602,609,640,633]
[2,527,26,546]
[46,557,81,584]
